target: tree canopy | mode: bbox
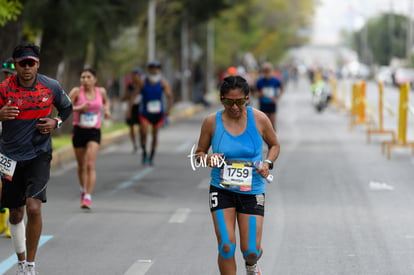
[213,0,315,69]
[351,13,409,66]
[0,0,22,26]
[0,0,317,90]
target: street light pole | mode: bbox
[147,0,156,63]
[180,17,189,102]
[206,20,215,95]
[406,0,413,62]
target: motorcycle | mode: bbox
[311,80,332,112]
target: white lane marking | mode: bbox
[124,259,153,275]
[0,235,53,275]
[369,180,395,191]
[197,178,210,189]
[116,167,155,190]
[168,208,191,223]
[175,141,194,153]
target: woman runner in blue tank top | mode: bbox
[195,75,280,275]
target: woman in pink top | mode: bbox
[69,68,111,209]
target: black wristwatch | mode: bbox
[264,159,273,170]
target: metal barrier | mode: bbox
[381,83,414,159]
[366,82,395,143]
[349,81,370,130]
[329,78,338,105]
[334,78,348,110]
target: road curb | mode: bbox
[51,103,205,170]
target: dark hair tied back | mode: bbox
[220,75,250,97]
[81,68,97,77]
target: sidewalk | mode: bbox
[51,102,205,170]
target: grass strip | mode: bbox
[52,122,128,150]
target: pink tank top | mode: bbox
[72,86,103,128]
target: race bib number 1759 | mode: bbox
[220,161,253,191]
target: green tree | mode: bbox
[129,0,252,100]
[1,0,316,94]
[21,0,146,87]
[0,0,22,26]
[144,0,250,63]
[353,13,408,65]
[213,0,315,69]
[0,0,23,60]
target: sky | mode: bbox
[311,0,414,45]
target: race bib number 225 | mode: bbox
[0,153,16,181]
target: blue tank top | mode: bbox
[141,78,164,115]
[256,76,282,104]
[210,106,265,194]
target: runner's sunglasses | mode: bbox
[2,62,15,70]
[221,97,248,106]
[17,59,36,67]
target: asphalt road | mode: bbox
[1,77,414,275]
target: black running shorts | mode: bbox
[259,102,277,114]
[1,151,52,208]
[140,113,165,127]
[126,104,141,126]
[72,126,101,148]
[209,185,265,216]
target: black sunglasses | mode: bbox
[17,59,36,67]
[2,62,15,70]
[221,97,248,106]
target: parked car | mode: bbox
[392,67,414,88]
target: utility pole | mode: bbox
[206,20,215,95]
[360,1,370,65]
[388,0,394,62]
[147,0,156,63]
[180,17,190,102]
[406,0,413,62]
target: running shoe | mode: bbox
[141,153,148,165]
[80,191,85,202]
[245,263,262,275]
[26,264,36,275]
[15,262,25,275]
[81,198,91,209]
